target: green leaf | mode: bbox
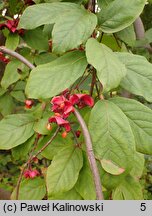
[0,94,15,116]
[25,51,87,99]
[11,177,46,200]
[130,152,145,178]
[89,100,135,172]
[0,114,35,150]
[112,175,143,200]
[111,97,152,155]
[116,52,152,102]
[43,24,54,39]
[86,38,126,92]
[100,159,125,175]
[12,136,35,160]
[10,90,25,102]
[19,3,80,29]
[13,81,26,91]
[52,9,97,54]
[19,3,97,53]
[34,53,57,65]
[101,34,121,51]
[98,0,114,9]
[48,188,82,200]
[37,133,72,160]
[145,28,152,43]
[100,164,127,190]
[75,152,96,200]
[1,60,21,89]
[98,0,146,33]
[5,33,19,50]
[117,25,136,47]
[33,113,52,135]
[0,87,7,97]
[23,27,49,51]
[46,145,83,196]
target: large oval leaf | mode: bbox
[112,175,143,200]
[88,100,135,171]
[130,152,145,178]
[25,51,87,99]
[36,133,72,160]
[0,94,15,116]
[86,38,126,92]
[23,27,49,51]
[0,114,35,150]
[75,152,96,200]
[98,0,146,33]
[19,3,79,29]
[116,52,152,102]
[1,60,21,89]
[52,9,97,54]
[46,145,83,196]
[111,97,152,155]
[11,178,46,200]
[12,136,35,160]
[48,188,82,200]
[19,3,97,54]
[116,25,136,47]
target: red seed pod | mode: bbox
[55,112,61,117]
[37,133,42,139]
[25,99,34,109]
[46,123,52,131]
[62,131,67,138]
[23,169,40,179]
[75,130,81,138]
[33,157,39,164]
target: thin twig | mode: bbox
[89,69,96,96]
[99,32,104,43]
[33,127,60,158]
[113,34,121,48]
[15,164,27,200]
[74,109,104,200]
[27,134,40,169]
[70,126,80,146]
[95,83,100,98]
[0,46,35,69]
[15,127,60,200]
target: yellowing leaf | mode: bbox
[100,159,125,175]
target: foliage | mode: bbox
[0,0,152,200]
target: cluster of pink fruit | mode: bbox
[47,90,94,138]
[24,90,94,178]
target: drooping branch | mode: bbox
[133,17,152,54]
[74,109,104,200]
[87,0,96,13]
[15,127,60,200]
[2,44,104,200]
[0,46,35,69]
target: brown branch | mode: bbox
[87,0,96,13]
[74,109,104,200]
[113,34,121,48]
[0,46,35,69]
[33,127,60,158]
[15,127,60,200]
[89,69,96,96]
[133,17,152,54]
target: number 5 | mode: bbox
[140,203,146,211]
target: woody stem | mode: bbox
[74,109,104,200]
